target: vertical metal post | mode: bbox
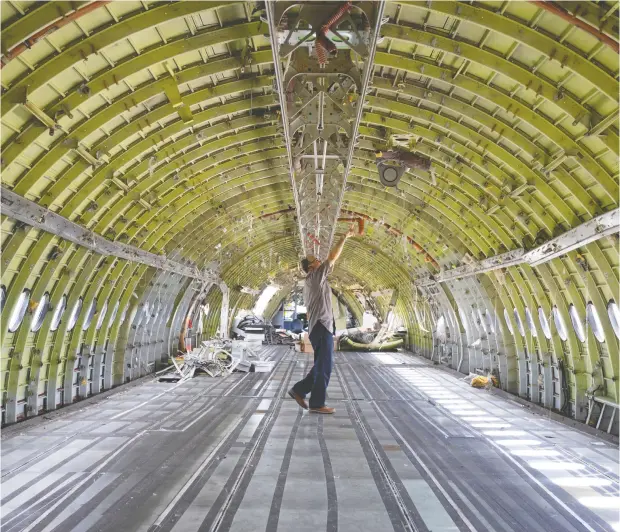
[219,282,230,339]
[325,2,386,252]
[265,2,308,256]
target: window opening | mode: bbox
[538,307,552,339]
[608,300,620,340]
[513,308,526,337]
[586,303,605,343]
[553,306,568,341]
[82,299,97,331]
[504,308,514,335]
[0,285,6,314]
[525,307,537,337]
[569,304,586,342]
[283,301,295,321]
[8,289,31,332]
[51,295,67,331]
[31,292,50,332]
[96,300,108,330]
[484,310,496,333]
[67,298,83,331]
[108,301,120,328]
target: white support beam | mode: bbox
[326,2,386,251]
[419,208,620,285]
[589,111,618,136]
[267,2,385,258]
[219,282,230,338]
[23,100,56,129]
[265,1,307,256]
[527,208,619,266]
[75,146,100,166]
[1,187,218,283]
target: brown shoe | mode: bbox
[288,389,308,410]
[309,406,335,414]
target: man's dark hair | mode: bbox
[300,258,311,274]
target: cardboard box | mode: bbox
[298,333,339,353]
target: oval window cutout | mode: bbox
[82,299,97,331]
[504,308,514,335]
[608,300,620,340]
[513,309,526,337]
[96,299,108,330]
[8,289,31,332]
[108,301,120,329]
[67,298,83,331]
[538,307,552,339]
[586,303,605,343]
[524,307,537,337]
[553,306,568,341]
[0,285,6,314]
[569,304,586,342]
[51,295,67,331]
[484,310,496,333]
[31,292,50,332]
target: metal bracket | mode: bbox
[419,208,619,285]
[0,187,219,283]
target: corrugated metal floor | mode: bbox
[1,347,618,532]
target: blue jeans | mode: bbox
[293,322,334,408]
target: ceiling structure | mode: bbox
[0,0,618,432]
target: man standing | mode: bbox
[288,225,356,414]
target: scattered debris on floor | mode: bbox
[157,340,274,383]
[263,325,297,346]
[231,315,266,339]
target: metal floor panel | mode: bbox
[1,348,618,532]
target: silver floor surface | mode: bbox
[1,347,619,532]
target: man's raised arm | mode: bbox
[327,224,356,264]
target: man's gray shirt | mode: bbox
[304,260,333,335]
